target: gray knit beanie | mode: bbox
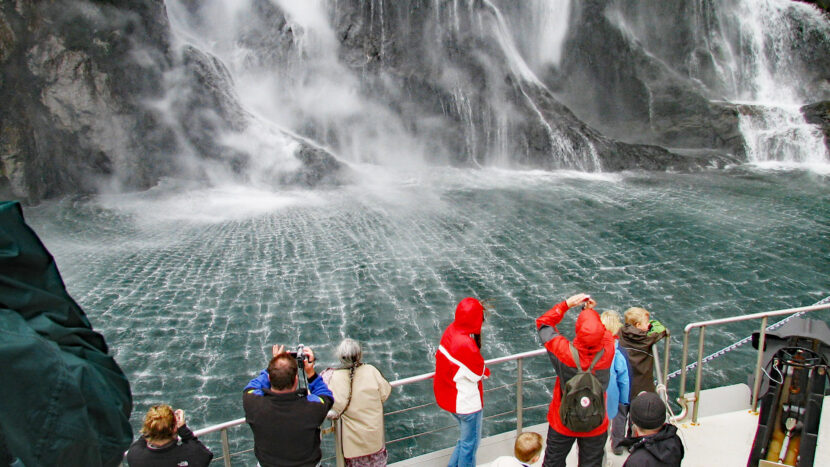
[630,392,666,430]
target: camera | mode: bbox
[288,344,308,361]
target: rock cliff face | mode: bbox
[550,0,830,156]
[0,0,173,202]
[0,0,825,203]
[0,0,343,203]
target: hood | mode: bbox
[453,297,484,334]
[640,424,685,463]
[573,308,606,352]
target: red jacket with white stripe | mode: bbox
[433,298,491,414]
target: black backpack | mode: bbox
[559,343,605,432]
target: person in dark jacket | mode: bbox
[126,405,213,467]
[620,392,684,467]
[536,293,616,467]
[619,307,667,399]
[243,344,334,467]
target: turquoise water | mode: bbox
[26,165,829,462]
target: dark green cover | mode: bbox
[0,201,132,466]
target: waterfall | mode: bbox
[159,0,826,180]
[606,0,829,168]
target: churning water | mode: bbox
[25,164,829,462]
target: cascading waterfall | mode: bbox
[724,0,830,167]
[614,0,829,167]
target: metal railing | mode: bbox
[675,302,830,424]
[170,301,829,465]
[186,348,551,466]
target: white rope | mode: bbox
[666,296,830,381]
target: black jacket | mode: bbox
[125,425,213,467]
[620,424,684,467]
[243,373,335,467]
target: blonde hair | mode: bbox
[514,431,544,462]
[141,404,176,442]
[625,307,650,326]
[600,310,623,336]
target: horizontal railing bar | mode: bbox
[683,303,830,333]
[390,348,548,387]
[385,401,437,416]
[193,418,246,437]
[484,409,517,420]
[387,423,458,445]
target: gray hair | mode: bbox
[336,338,363,368]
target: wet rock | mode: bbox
[801,101,830,150]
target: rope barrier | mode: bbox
[666,296,830,381]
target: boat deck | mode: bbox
[392,385,830,467]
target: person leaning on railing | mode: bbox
[322,338,392,466]
[619,307,667,400]
[433,297,491,467]
[243,344,334,467]
[125,405,214,466]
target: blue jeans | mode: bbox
[448,410,483,467]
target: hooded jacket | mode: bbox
[536,300,616,437]
[433,298,490,414]
[619,322,667,399]
[620,424,685,467]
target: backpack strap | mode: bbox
[569,343,582,369]
[569,343,604,372]
[587,348,605,372]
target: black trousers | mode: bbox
[542,425,607,467]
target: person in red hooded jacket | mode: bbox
[536,293,616,467]
[433,297,491,467]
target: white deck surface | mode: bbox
[391,385,830,467]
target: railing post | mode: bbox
[750,316,769,413]
[678,330,690,408]
[516,358,523,435]
[221,428,232,467]
[692,326,706,424]
[335,418,345,467]
[662,331,671,394]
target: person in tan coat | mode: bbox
[325,338,393,466]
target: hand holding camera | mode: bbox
[174,409,186,429]
[566,293,594,309]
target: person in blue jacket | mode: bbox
[243,344,334,467]
[601,310,632,455]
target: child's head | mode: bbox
[630,391,666,436]
[625,307,651,331]
[514,431,544,463]
[600,310,623,336]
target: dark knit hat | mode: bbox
[630,392,666,430]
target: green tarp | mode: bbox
[0,201,132,466]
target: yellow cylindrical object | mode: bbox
[766,425,785,462]
[783,434,800,466]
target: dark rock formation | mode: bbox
[0,0,173,202]
[802,101,830,149]
[799,0,830,12]
[0,0,344,204]
[551,0,748,157]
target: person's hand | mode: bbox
[566,293,593,308]
[174,409,185,429]
[303,346,316,379]
[483,367,491,379]
[272,344,286,358]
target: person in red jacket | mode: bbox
[536,293,616,467]
[433,297,491,466]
